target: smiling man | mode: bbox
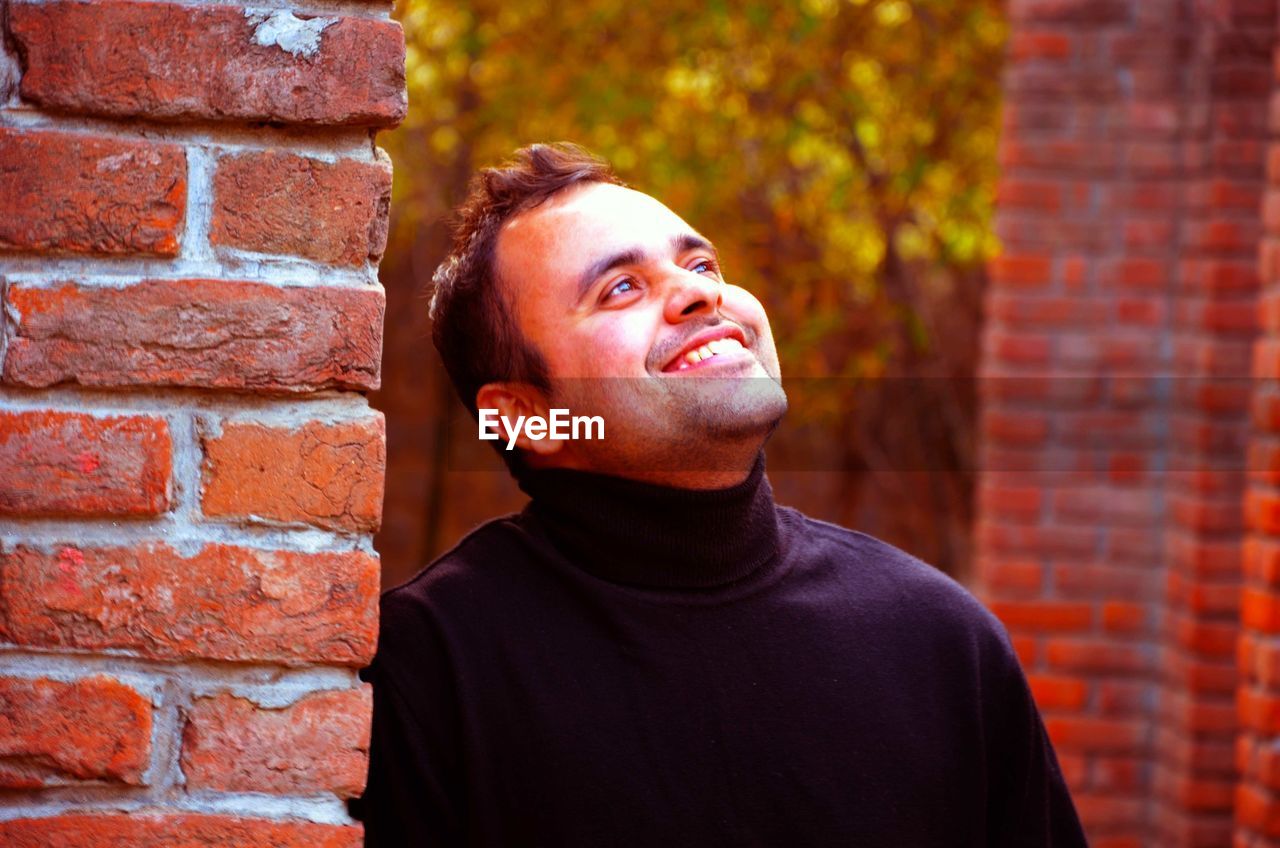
[354,143,1087,846]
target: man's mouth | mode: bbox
[660,326,750,373]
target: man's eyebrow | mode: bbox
[576,247,647,302]
[575,233,720,302]
[674,232,718,261]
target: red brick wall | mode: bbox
[0,0,404,842]
[980,1,1273,845]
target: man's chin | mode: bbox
[667,371,785,400]
[543,373,786,452]
[678,377,788,437]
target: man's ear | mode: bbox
[474,382,564,456]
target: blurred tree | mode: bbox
[373,0,1006,585]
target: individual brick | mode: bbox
[1247,490,1280,535]
[1026,674,1089,711]
[0,543,379,666]
[1185,219,1262,254]
[1069,792,1146,830]
[1042,716,1147,754]
[1252,743,1280,793]
[1239,687,1280,735]
[976,519,1103,559]
[988,600,1094,631]
[0,128,185,257]
[1008,32,1073,62]
[1243,633,1280,692]
[982,411,1051,446]
[1096,679,1149,719]
[998,139,1119,177]
[986,294,1107,328]
[182,687,371,797]
[0,410,172,517]
[1243,587,1280,634]
[979,558,1044,595]
[996,179,1066,213]
[986,330,1051,366]
[1250,339,1280,382]
[211,151,392,266]
[3,279,384,392]
[9,0,406,128]
[1237,783,1280,839]
[0,675,152,788]
[1044,638,1152,674]
[979,484,1043,522]
[989,253,1052,288]
[1162,653,1235,696]
[1245,537,1280,584]
[200,414,385,533]
[1052,564,1148,598]
[0,813,361,848]
[1100,257,1166,290]
[1162,778,1228,819]
[1100,602,1148,634]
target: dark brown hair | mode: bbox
[431,143,623,416]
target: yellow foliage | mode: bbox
[385,0,1006,381]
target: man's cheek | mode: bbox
[722,285,767,320]
[585,324,649,375]
[724,300,773,349]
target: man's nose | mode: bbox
[662,267,724,323]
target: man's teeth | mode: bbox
[676,336,744,370]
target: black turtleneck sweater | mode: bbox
[353,456,1087,846]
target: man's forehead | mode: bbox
[498,183,692,267]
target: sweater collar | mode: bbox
[515,452,781,589]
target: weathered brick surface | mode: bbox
[200,415,386,533]
[0,410,172,517]
[3,279,384,392]
[8,0,407,128]
[0,813,362,847]
[0,543,379,666]
[0,128,185,256]
[0,0,401,833]
[182,687,372,796]
[0,675,152,788]
[211,151,393,266]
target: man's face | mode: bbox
[494,181,787,472]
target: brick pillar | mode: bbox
[980,1,1176,838]
[0,1,404,843]
[1236,2,1280,843]
[979,1,1271,845]
[1160,2,1271,846]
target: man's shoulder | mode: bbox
[369,514,531,678]
[380,513,529,621]
[785,507,1011,644]
[786,507,959,591]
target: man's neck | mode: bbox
[514,449,783,589]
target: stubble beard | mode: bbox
[550,373,788,472]
[662,375,788,440]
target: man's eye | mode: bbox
[603,278,637,301]
[691,259,719,275]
